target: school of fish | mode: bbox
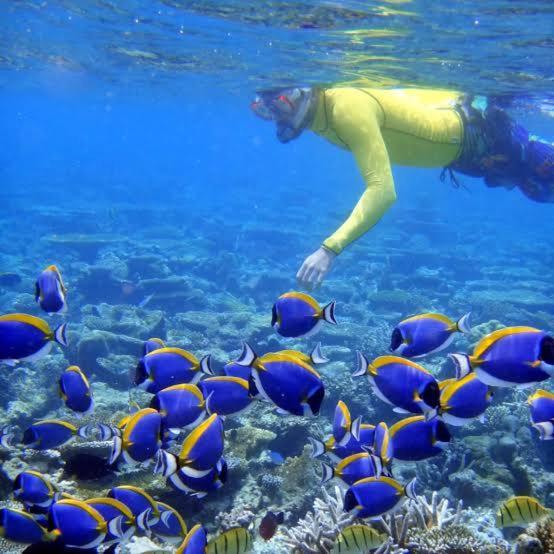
[0,271,553,552]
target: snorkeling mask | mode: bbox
[251,87,316,143]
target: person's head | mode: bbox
[251,87,317,143]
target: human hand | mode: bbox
[296,247,336,290]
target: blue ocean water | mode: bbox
[1,2,554,553]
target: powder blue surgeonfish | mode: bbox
[0,313,67,365]
[110,408,162,465]
[354,354,440,417]
[389,416,451,461]
[321,452,383,486]
[35,265,67,314]
[344,476,417,519]
[0,507,57,544]
[13,470,59,509]
[528,389,554,440]
[199,376,253,416]
[148,501,188,544]
[237,343,325,416]
[107,486,160,530]
[272,292,337,338]
[156,414,225,476]
[309,424,376,463]
[390,312,471,358]
[372,422,394,467]
[176,523,207,554]
[333,401,361,447]
[22,419,88,450]
[135,347,213,394]
[150,384,207,435]
[85,497,136,546]
[167,458,227,498]
[58,365,94,416]
[438,373,493,426]
[450,327,554,388]
[50,498,111,549]
[143,337,166,356]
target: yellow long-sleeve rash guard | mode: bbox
[310,87,465,254]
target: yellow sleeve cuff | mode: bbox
[322,240,342,256]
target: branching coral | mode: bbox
[283,486,355,554]
[527,516,554,553]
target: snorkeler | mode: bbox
[251,88,554,289]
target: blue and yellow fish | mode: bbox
[390,312,471,358]
[438,373,492,426]
[237,343,325,416]
[177,523,207,554]
[148,501,188,544]
[309,424,376,462]
[35,264,67,314]
[390,416,451,461]
[354,353,440,417]
[22,419,88,450]
[272,292,337,338]
[167,459,227,498]
[528,389,554,440]
[333,401,361,447]
[0,507,57,544]
[107,485,160,530]
[85,497,136,545]
[0,313,67,365]
[450,327,554,388]
[143,337,166,356]
[344,476,417,518]
[50,498,110,549]
[58,365,94,416]
[156,414,225,476]
[135,347,213,394]
[150,384,207,435]
[321,452,383,485]
[372,421,394,467]
[13,470,59,508]
[110,408,162,465]
[199,376,253,416]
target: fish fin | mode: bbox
[34,281,40,302]
[236,342,257,367]
[204,391,215,416]
[0,433,13,448]
[371,454,384,477]
[449,353,472,379]
[321,301,337,325]
[353,351,370,377]
[136,509,152,532]
[275,407,290,416]
[424,408,439,422]
[54,323,68,347]
[533,421,554,440]
[455,312,472,333]
[77,424,95,439]
[310,342,328,365]
[108,515,125,539]
[320,463,334,484]
[393,407,410,414]
[405,478,417,500]
[350,416,362,442]
[200,355,213,376]
[109,437,123,465]
[154,449,178,477]
[161,510,173,527]
[308,437,326,459]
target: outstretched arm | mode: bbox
[297,91,396,288]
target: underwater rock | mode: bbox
[75,263,129,303]
[526,518,554,554]
[42,233,126,263]
[513,534,544,554]
[126,254,171,280]
[449,468,512,507]
[95,355,136,389]
[227,426,277,459]
[75,330,142,369]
